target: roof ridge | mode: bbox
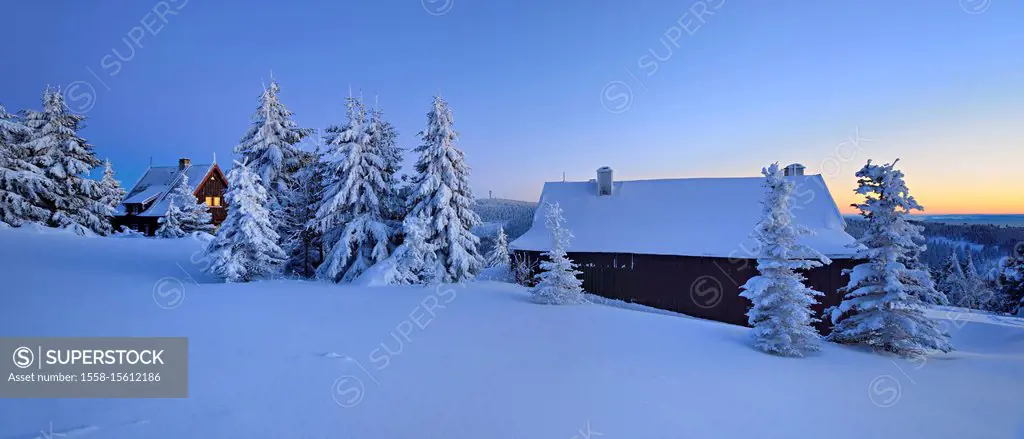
[546,174,824,185]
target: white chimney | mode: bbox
[784,163,805,176]
[596,166,613,196]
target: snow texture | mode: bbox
[531,202,585,305]
[204,160,286,282]
[510,174,858,258]
[3,226,1020,439]
[738,163,831,357]
[406,95,483,282]
[827,160,953,356]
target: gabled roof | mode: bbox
[117,163,219,217]
[509,175,860,259]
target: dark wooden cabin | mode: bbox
[112,158,228,236]
[510,165,861,331]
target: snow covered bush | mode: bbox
[738,163,831,357]
[205,160,286,282]
[21,88,111,235]
[315,96,393,283]
[531,202,584,305]
[827,160,952,356]
[406,95,484,283]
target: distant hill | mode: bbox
[472,198,537,253]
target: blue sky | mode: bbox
[2,0,1022,213]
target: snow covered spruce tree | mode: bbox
[531,202,584,305]
[383,215,440,285]
[156,199,186,238]
[406,95,483,282]
[996,247,1024,314]
[233,78,310,226]
[960,251,995,310]
[168,174,214,234]
[22,88,111,235]
[205,160,286,282]
[738,163,832,357]
[486,226,511,268]
[315,96,393,282]
[367,105,405,223]
[826,160,952,356]
[282,148,325,278]
[0,103,53,227]
[99,159,126,216]
[937,252,966,306]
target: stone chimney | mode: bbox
[178,158,191,170]
[596,166,613,196]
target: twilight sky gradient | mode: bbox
[1,0,1021,214]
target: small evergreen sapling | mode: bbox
[738,163,831,357]
[827,160,952,356]
[167,174,214,235]
[486,226,511,268]
[99,159,126,216]
[156,198,187,238]
[531,202,584,305]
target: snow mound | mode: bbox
[1,228,1021,439]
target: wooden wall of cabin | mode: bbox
[195,171,228,225]
[513,250,856,333]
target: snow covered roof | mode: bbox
[510,175,860,259]
[117,164,217,217]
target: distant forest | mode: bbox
[845,218,1024,275]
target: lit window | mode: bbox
[205,196,213,206]
[213,197,221,207]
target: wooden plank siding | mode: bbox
[194,167,228,226]
[514,250,856,332]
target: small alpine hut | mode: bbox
[510,165,860,330]
[112,158,228,236]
